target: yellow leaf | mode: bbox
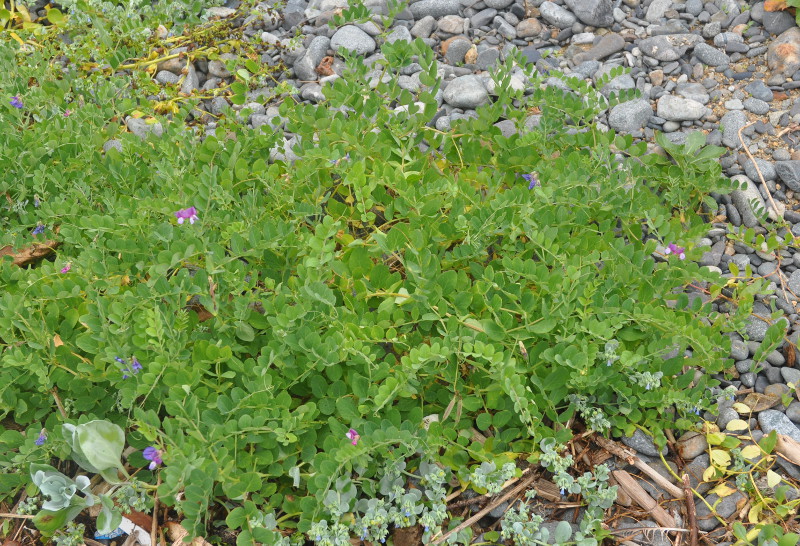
[53,334,64,347]
[710,449,732,467]
[707,432,726,445]
[8,31,24,46]
[711,483,736,497]
[725,419,749,432]
[767,469,781,488]
[748,502,763,524]
[740,444,762,459]
[702,465,718,482]
[16,4,32,22]
[732,403,752,414]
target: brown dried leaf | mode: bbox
[764,0,789,11]
[742,392,781,412]
[53,334,64,347]
[0,240,61,267]
[464,45,478,64]
[166,521,212,546]
[315,56,335,77]
[393,525,423,546]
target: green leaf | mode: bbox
[96,494,122,535]
[73,420,125,472]
[554,521,573,543]
[529,318,556,334]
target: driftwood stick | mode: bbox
[683,474,699,546]
[594,436,684,499]
[611,470,676,529]
[431,470,537,545]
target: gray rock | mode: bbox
[331,25,376,55]
[180,63,199,95]
[442,75,489,109]
[788,270,800,295]
[731,339,749,360]
[720,110,748,148]
[209,96,229,116]
[700,240,725,267]
[573,32,625,64]
[444,38,472,64]
[638,34,703,62]
[476,48,500,70]
[685,454,712,494]
[763,10,796,36]
[776,161,800,192]
[621,429,666,457]
[787,401,800,423]
[409,0,461,18]
[759,410,800,442]
[745,80,775,102]
[207,59,231,78]
[471,8,497,27]
[411,15,436,38]
[743,98,770,115]
[694,43,730,66]
[783,368,800,386]
[563,0,614,27]
[484,0,513,9]
[103,139,123,153]
[696,489,746,531]
[742,158,777,182]
[676,431,708,460]
[717,407,739,430]
[657,95,706,121]
[686,0,703,16]
[126,117,163,139]
[155,70,181,85]
[730,175,767,228]
[386,26,412,43]
[676,82,710,104]
[539,1,576,29]
[294,36,330,81]
[645,0,671,22]
[608,99,652,133]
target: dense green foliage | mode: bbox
[0,2,767,543]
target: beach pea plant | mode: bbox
[0,2,761,542]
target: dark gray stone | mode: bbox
[776,161,800,192]
[563,0,613,27]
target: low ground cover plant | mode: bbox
[0,1,778,543]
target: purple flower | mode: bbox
[664,243,686,260]
[174,206,199,225]
[35,430,47,446]
[142,446,163,470]
[63,109,72,117]
[10,96,23,109]
[131,356,143,373]
[33,196,40,208]
[346,428,360,446]
[32,224,45,235]
[520,172,539,189]
[60,263,71,274]
[330,153,350,166]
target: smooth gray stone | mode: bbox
[621,429,666,457]
[720,110,748,148]
[745,80,774,102]
[180,63,199,95]
[742,158,777,182]
[539,1,576,28]
[293,36,330,81]
[563,0,613,27]
[763,10,796,36]
[657,95,706,121]
[608,99,653,133]
[638,34,703,61]
[409,0,461,19]
[573,32,625,64]
[783,367,800,386]
[743,98,770,115]
[696,489,746,531]
[103,139,123,153]
[442,75,489,109]
[126,117,163,139]
[694,42,730,66]
[330,25,376,55]
[155,70,181,85]
[776,161,800,192]
[759,410,800,442]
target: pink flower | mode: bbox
[63,109,72,117]
[174,206,199,225]
[345,428,360,446]
[142,446,163,469]
[60,263,71,273]
[664,243,686,260]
